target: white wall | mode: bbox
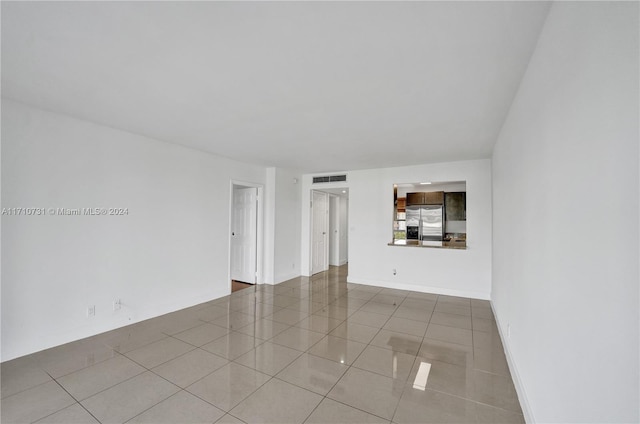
[272,168,302,283]
[1,100,268,361]
[491,2,639,423]
[301,159,492,299]
[264,168,277,284]
[329,195,340,266]
[338,197,348,265]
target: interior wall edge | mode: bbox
[491,301,535,424]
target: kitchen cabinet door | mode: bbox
[406,192,425,206]
[445,192,466,221]
[424,191,444,205]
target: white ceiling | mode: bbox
[2,1,550,173]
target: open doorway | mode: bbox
[229,181,263,292]
[311,188,349,275]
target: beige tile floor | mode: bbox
[1,265,524,423]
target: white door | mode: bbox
[311,191,329,275]
[231,187,257,283]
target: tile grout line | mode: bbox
[231,281,516,423]
[260,276,368,423]
[40,369,104,424]
[109,348,235,423]
[210,281,320,420]
[298,280,374,423]
[0,376,52,402]
[302,289,404,423]
[102,350,182,416]
[388,294,437,423]
[4,269,522,424]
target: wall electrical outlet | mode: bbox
[87,305,96,317]
[113,299,122,311]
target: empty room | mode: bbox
[1,1,638,423]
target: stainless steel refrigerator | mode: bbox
[405,205,444,241]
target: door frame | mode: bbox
[304,184,349,276]
[229,180,264,292]
[310,190,330,275]
[329,194,340,266]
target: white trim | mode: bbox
[273,271,301,285]
[263,168,276,285]
[256,186,264,285]
[6,288,221,362]
[492,302,534,424]
[345,275,490,300]
[307,190,313,276]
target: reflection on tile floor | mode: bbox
[1,265,524,423]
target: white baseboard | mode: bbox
[491,302,535,423]
[273,271,301,285]
[346,275,490,300]
[2,289,223,362]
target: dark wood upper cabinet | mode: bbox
[406,191,444,205]
[406,192,424,205]
[445,192,466,221]
[424,191,444,205]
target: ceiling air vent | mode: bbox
[313,175,347,184]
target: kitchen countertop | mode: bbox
[388,239,467,249]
